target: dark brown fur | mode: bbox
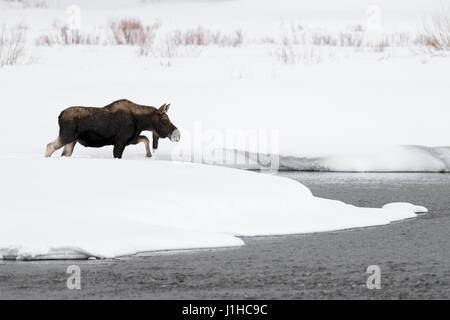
[45,99,179,159]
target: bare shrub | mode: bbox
[350,24,364,32]
[109,18,160,46]
[307,30,371,47]
[36,27,102,46]
[36,18,160,47]
[139,26,242,58]
[311,33,337,46]
[149,37,180,58]
[273,43,295,64]
[417,9,450,51]
[258,36,276,44]
[338,31,363,47]
[142,36,203,59]
[169,27,243,47]
[273,44,322,65]
[4,0,47,8]
[35,21,102,46]
[0,24,27,67]
[278,22,412,51]
[372,39,389,52]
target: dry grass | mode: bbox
[4,0,47,8]
[138,27,243,58]
[109,18,160,46]
[169,27,243,47]
[144,37,204,60]
[36,28,101,46]
[269,22,422,63]
[284,23,412,49]
[36,18,160,47]
[0,24,27,67]
[30,15,450,65]
[149,37,180,58]
[36,21,102,46]
[371,38,389,52]
[417,9,450,51]
[273,44,323,64]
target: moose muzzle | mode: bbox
[170,129,180,142]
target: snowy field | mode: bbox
[0,0,446,259]
[0,0,449,171]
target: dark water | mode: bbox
[0,172,449,299]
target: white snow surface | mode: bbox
[0,157,426,260]
[0,0,449,171]
[382,202,428,213]
[1,46,449,172]
[0,0,440,259]
[240,145,450,172]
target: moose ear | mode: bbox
[159,103,171,113]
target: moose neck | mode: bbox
[135,110,159,132]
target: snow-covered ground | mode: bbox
[0,158,427,260]
[0,0,444,259]
[0,0,449,171]
[242,145,450,172]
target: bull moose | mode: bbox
[45,99,180,159]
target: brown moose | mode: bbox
[45,99,180,159]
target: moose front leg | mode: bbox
[129,135,152,158]
[152,133,159,150]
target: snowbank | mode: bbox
[237,145,450,172]
[0,157,426,260]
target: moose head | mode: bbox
[153,103,180,142]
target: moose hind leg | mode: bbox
[45,136,65,158]
[113,144,126,159]
[62,141,77,157]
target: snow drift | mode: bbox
[0,157,426,260]
[234,145,450,172]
